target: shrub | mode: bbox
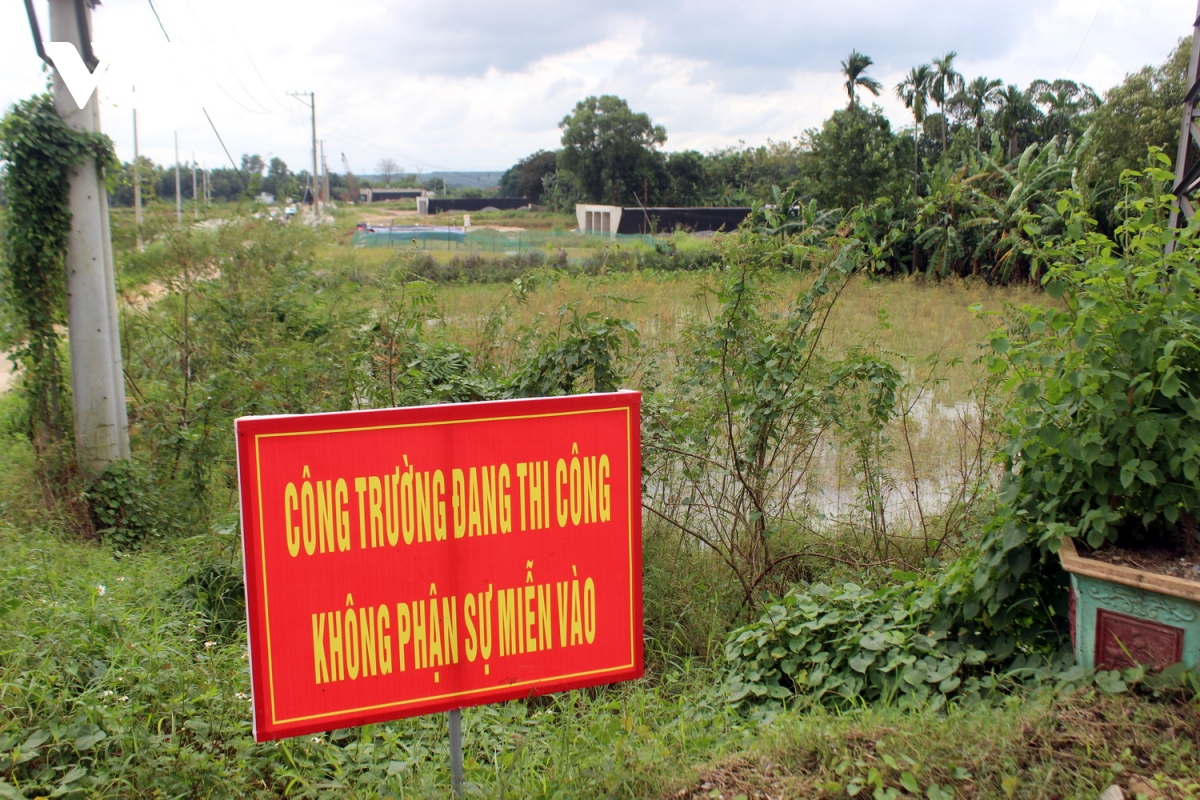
[643,232,902,610]
[723,560,1016,711]
[174,562,246,641]
[84,459,167,549]
[975,152,1200,633]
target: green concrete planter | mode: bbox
[1060,537,1200,671]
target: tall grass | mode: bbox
[432,271,1041,398]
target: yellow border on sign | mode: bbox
[277,663,632,725]
[252,404,636,727]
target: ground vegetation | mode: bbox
[1,35,1199,800]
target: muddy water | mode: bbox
[806,391,998,531]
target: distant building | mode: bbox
[360,187,428,202]
[576,204,750,235]
[421,197,530,214]
[576,205,621,234]
[256,192,276,204]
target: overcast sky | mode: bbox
[0,1,1195,176]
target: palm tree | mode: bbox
[896,64,933,194]
[930,52,964,153]
[962,76,1002,151]
[993,84,1037,159]
[841,50,883,110]
[1028,78,1100,141]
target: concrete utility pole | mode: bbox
[48,0,130,470]
[174,131,182,228]
[132,103,142,250]
[192,152,198,221]
[320,139,330,208]
[289,91,318,229]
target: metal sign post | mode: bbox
[448,709,464,796]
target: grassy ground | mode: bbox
[1,505,1196,799]
[676,691,1200,799]
[428,271,1040,399]
[1,208,1195,798]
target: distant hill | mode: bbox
[420,171,504,189]
[359,171,503,190]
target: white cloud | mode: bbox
[0,0,1194,174]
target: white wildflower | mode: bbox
[96,585,106,596]
[204,641,216,649]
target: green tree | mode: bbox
[498,149,558,203]
[961,75,1002,151]
[664,150,708,205]
[896,64,933,192]
[930,51,964,153]
[557,95,667,206]
[261,157,298,200]
[841,50,883,110]
[994,84,1039,159]
[376,157,399,187]
[1082,37,1189,218]
[703,139,805,201]
[205,167,247,201]
[802,106,906,209]
[107,155,158,207]
[1029,78,1100,142]
[240,153,265,177]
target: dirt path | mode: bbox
[0,280,175,394]
[0,356,13,394]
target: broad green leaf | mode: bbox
[74,725,106,751]
[57,765,87,786]
[849,650,878,673]
[859,632,887,651]
[1136,417,1160,448]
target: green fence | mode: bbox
[352,226,661,253]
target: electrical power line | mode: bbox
[147,0,170,40]
[215,82,270,115]
[145,0,244,180]
[320,121,497,179]
[226,69,277,114]
[203,108,244,179]
[1066,0,1106,76]
[147,0,492,183]
[246,53,291,112]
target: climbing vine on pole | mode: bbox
[0,93,115,447]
